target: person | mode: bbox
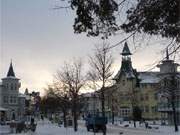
[30,117,34,125]
[41,115,44,121]
[145,122,149,129]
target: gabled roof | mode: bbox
[121,42,132,56]
[7,62,15,77]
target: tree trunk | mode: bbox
[101,86,106,135]
[112,111,114,125]
[101,87,105,117]
[171,76,178,132]
[111,102,114,125]
[73,98,78,132]
[171,97,178,132]
[63,109,67,128]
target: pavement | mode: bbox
[0,119,179,135]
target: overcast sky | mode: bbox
[1,0,175,95]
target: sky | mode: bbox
[0,0,177,95]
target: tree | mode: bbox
[88,42,114,135]
[160,75,179,132]
[58,0,179,42]
[55,59,86,131]
[133,106,142,122]
[42,84,70,127]
[121,0,180,41]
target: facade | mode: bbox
[81,92,101,115]
[23,89,41,116]
[157,52,180,125]
[0,62,25,121]
[111,43,180,124]
[82,42,180,125]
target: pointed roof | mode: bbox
[7,61,15,77]
[121,42,132,56]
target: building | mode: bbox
[81,92,101,115]
[112,43,180,123]
[81,42,180,124]
[24,89,41,116]
[157,50,180,125]
[0,62,25,121]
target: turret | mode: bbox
[157,48,179,74]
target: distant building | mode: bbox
[0,62,25,121]
[24,89,41,116]
[81,92,101,115]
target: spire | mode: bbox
[7,60,15,77]
[121,42,132,56]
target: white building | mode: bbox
[0,62,25,121]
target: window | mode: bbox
[10,96,13,103]
[145,106,149,113]
[122,80,125,86]
[14,84,17,90]
[154,93,158,100]
[9,96,17,104]
[13,97,17,103]
[3,96,8,103]
[11,83,13,90]
[6,83,8,89]
[151,106,157,113]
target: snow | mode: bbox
[0,119,178,135]
[0,107,8,111]
[138,72,160,84]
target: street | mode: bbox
[4,120,178,135]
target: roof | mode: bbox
[0,107,8,111]
[18,93,27,98]
[121,42,132,56]
[7,62,15,77]
[114,60,136,80]
[138,72,160,84]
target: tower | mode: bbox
[157,49,179,74]
[1,61,21,120]
[114,42,135,81]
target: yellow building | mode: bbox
[110,42,161,120]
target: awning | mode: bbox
[0,107,8,111]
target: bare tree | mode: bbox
[88,42,114,135]
[160,74,179,132]
[43,84,70,128]
[55,59,86,131]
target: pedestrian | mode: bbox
[145,122,148,129]
[41,115,44,121]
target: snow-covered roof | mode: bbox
[18,93,26,98]
[19,93,31,100]
[0,107,8,111]
[138,72,160,84]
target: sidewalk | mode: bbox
[0,125,10,135]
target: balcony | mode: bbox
[158,102,180,112]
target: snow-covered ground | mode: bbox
[0,119,179,135]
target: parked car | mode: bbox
[85,114,107,132]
